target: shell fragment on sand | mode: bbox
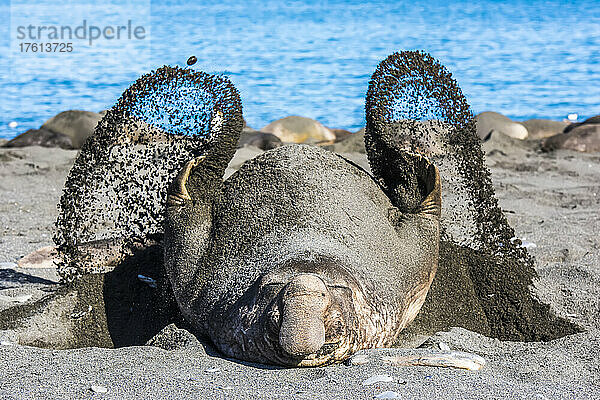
[374,391,402,399]
[382,350,486,371]
[511,237,537,249]
[17,246,59,269]
[347,353,370,366]
[349,349,485,371]
[0,294,32,303]
[362,374,395,386]
[90,385,108,393]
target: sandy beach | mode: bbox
[2,0,599,397]
[0,132,598,399]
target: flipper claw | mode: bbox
[167,156,206,207]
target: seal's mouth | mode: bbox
[266,339,348,367]
[315,341,340,356]
[262,329,344,367]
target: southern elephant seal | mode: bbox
[164,142,441,366]
[6,51,574,367]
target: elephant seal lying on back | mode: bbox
[165,142,440,366]
[161,51,445,367]
[3,51,578,367]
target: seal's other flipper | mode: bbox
[366,51,580,342]
[55,66,243,281]
[365,50,533,258]
[366,51,488,249]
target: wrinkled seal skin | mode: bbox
[165,88,441,366]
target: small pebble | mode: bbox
[187,56,198,66]
[438,342,450,351]
[1,341,16,346]
[90,385,108,393]
[374,391,401,399]
[205,367,221,373]
[362,375,394,386]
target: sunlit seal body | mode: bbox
[165,139,441,366]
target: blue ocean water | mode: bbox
[0,0,598,139]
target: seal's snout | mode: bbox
[278,274,330,357]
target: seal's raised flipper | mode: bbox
[55,66,243,281]
[364,52,450,216]
[366,51,580,344]
[365,51,478,243]
[164,155,221,324]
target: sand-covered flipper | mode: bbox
[365,51,477,246]
[54,67,243,281]
[163,153,232,325]
[366,51,579,342]
[4,66,243,349]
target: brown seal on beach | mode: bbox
[3,128,74,149]
[542,115,600,153]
